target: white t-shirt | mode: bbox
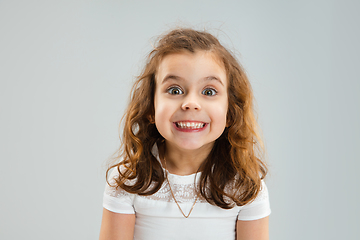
[103,147,271,240]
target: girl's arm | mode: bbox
[236,216,269,240]
[99,208,135,240]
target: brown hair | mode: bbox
[106,28,267,209]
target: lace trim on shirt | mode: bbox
[139,181,208,203]
[105,176,268,205]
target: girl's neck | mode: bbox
[159,141,213,176]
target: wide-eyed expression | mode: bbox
[154,51,228,152]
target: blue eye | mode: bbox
[167,86,183,95]
[202,88,217,96]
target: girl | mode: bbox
[100,28,271,240]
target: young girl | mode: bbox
[100,28,271,240]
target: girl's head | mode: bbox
[111,28,266,208]
[125,28,259,151]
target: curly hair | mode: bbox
[106,28,267,209]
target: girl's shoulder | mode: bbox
[237,180,271,220]
[249,180,269,204]
[103,165,137,214]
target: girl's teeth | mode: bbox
[176,122,205,129]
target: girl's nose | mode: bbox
[181,95,201,110]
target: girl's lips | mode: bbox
[173,121,208,132]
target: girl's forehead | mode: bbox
[156,51,227,83]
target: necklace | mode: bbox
[163,157,199,218]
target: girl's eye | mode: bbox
[202,88,217,96]
[167,86,183,95]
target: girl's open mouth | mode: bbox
[174,121,207,131]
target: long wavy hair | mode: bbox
[106,28,267,209]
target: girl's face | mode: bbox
[154,51,228,152]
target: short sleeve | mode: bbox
[237,180,271,221]
[102,168,136,214]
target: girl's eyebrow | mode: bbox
[161,74,182,83]
[161,74,224,86]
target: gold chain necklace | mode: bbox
[163,157,199,218]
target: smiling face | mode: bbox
[154,51,228,153]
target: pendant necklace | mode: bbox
[163,157,199,218]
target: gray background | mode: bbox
[1,0,359,239]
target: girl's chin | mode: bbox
[167,140,215,152]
